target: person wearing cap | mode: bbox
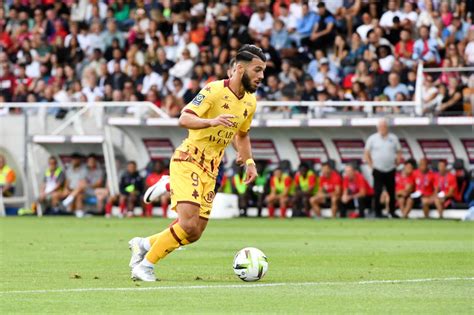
[364,119,402,218]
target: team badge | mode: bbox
[204,86,211,92]
[192,93,205,106]
[204,191,216,203]
[222,103,230,109]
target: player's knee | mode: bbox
[181,223,202,242]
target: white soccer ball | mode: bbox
[233,247,268,282]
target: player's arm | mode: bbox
[234,130,257,184]
[179,111,235,130]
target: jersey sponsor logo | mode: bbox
[245,101,252,107]
[204,191,216,203]
[192,93,205,106]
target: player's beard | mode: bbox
[242,70,257,93]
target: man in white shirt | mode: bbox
[399,1,418,26]
[356,13,374,43]
[379,0,401,29]
[141,63,163,95]
[465,28,474,66]
[107,49,127,74]
[248,4,274,41]
[278,4,297,33]
[169,49,194,80]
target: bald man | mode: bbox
[364,119,402,218]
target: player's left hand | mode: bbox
[244,164,258,185]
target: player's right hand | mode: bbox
[209,114,235,127]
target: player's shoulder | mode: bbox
[204,80,226,93]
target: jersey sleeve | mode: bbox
[182,84,216,117]
[284,176,292,187]
[308,174,316,187]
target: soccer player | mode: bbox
[130,45,266,281]
[434,160,457,219]
[310,162,342,218]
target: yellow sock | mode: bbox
[148,231,164,246]
[145,223,189,264]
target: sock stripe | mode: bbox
[169,226,183,246]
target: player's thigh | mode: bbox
[198,173,217,220]
[170,161,205,207]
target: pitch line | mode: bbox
[1,277,472,295]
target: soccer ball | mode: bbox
[232,247,268,282]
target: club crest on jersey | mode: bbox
[222,103,230,109]
[204,86,211,92]
[204,191,215,203]
[192,93,205,106]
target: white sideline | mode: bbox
[1,277,472,295]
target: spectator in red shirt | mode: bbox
[434,160,457,218]
[266,167,292,218]
[292,163,317,217]
[341,164,374,218]
[395,29,415,67]
[143,160,170,218]
[310,162,342,218]
[404,158,437,218]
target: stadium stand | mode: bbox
[0,0,473,218]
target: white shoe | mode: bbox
[144,175,170,204]
[128,237,147,269]
[131,263,156,282]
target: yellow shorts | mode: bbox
[169,151,216,220]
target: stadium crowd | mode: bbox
[0,0,473,116]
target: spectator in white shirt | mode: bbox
[464,27,474,66]
[278,4,297,33]
[356,13,374,43]
[141,63,163,95]
[81,70,103,103]
[176,33,200,60]
[248,4,274,41]
[379,0,401,29]
[399,1,418,26]
[85,0,108,21]
[84,22,105,55]
[169,49,194,80]
[107,48,127,74]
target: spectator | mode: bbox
[383,72,409,101]
[404,158,437,219]
[379,0,401,29]
[85,154,108,214]
[258,75,282,101]
[183,77,201,105]
[364,118,402,218]
[169,49,194,80]
[101,19,125,49]
[437,77,464,116]
[107,48,127,74]
[141,62,162,95]
[413,25,440,65]
[341,164,374,218]
[305,2,336,52]
[294,2,318,45]
[310,161,342,218]
[266,167,292,218]
[61,153,87,217]
[248,4,274,41]
[434,160,457,218]
[0,154,16,197]
[395,29,415,67]
[271,19,291,51]
[356,13,374,43]
[144,160,169,218]
[278,3,297,34]
[292,163,317,217]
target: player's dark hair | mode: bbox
[127,160,137,167]
[236,44,266,63]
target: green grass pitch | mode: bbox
[1,217,473,314]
